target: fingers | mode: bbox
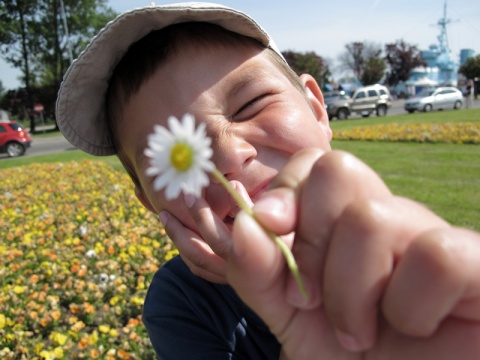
[160,208,228,283]
[227,210,295,336]
[382,226,480,337]
[287,151,392,309]
[185,194,232,260]
[323,196,447,351]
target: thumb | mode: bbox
[252,187,297,236]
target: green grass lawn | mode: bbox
[2,108,479,230]
[0,151,125,173]
[332,140,479,230]
[330,108,480,231]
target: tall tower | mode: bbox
[436,0,453,57]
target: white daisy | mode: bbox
[144,113,307,299]
[144,114,215,200]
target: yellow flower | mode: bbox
[50,331,68,346]
[165,248,179,261]
[99,324,110,333]
[130,297,144,306]
[13,285,27,295]
[89,330,99,345]
[109,296,120,306]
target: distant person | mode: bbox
[465,81,473,108]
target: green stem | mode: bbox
[211,168,308,300]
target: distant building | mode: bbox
[460,49,475,66]
[404,1,475,95]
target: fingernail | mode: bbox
[335,329,361,352]
[159,211,169,226]
[184,194,196,208]
[254,194,286,217]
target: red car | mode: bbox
[0,120,32,157]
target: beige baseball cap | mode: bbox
[56,2,284,156]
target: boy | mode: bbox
[56,3,480,359]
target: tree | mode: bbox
[0,0,39,96]
[35,0,117,89]
[338,41,385,85]
[459,55,480,80]
[384,40,426,87]
[361,57,386,86]
[282,50,331,90]
[0,0,117,127]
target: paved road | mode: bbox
[0,129,75,161]
[1,98,479,161]
[348,97,480,119]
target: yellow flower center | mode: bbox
[170,142,193,171]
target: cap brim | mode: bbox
[56,2,280,156]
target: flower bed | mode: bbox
[333,122,480,144]
[0,160,176,359]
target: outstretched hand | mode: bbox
[227,148,480,360]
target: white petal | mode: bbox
[168,116,183,137]
[165,177,182,200]
[152,168,176,192]
[182,114,195,136]
[145,166,161,176]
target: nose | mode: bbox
[210,130,257,181]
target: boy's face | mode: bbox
[118,41,332,232]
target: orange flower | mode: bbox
[78,336,89,350]
[30,274,40,284]
[51,310,61,320]
[128,332,139,342]
[84,302,95,314]
[40,316,50,327]
[127,318,140,327]
[70,263,80,273]
[78,267,87,277]
[89,349,100,358]
[70,304,80,315]
[117,349,131,360]
[29,311,38,320]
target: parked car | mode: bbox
[324,91,352,120]
[0,120,32,157]
[350,84,392,117]
[404,87,463,113]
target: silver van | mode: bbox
[350,84,392,117]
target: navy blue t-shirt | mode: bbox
[143,256,281,359]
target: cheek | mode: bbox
[261,110,327,152]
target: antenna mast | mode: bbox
[437,0,452,54]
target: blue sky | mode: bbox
[1,0,479,90]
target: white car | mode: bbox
[404,87,463,113]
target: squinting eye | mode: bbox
[232,94,270,122]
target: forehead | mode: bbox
[132,43,282,116]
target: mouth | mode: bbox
[221,178,272,226]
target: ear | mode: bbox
[134,186,157,214]
[299,74,333,142]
